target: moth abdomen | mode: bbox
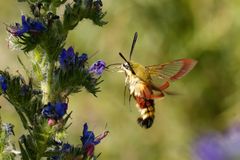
[135,97,155,129]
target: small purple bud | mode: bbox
[48,119,56,126]
[89,60,106,75]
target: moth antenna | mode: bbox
[119,52,128,63]
[119,52,136,75]
[129,32,138,60]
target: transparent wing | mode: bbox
[146,59,197,81]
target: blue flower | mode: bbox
[50,143,73,160]
[27,17,45,32]
[8,15,45,36]
[55,102,68,119]
[193,124,240,160]
[59,47,89,69]
[0,75,7,92]
[78,53,88,65]
[42,103,55,118]
[81,123,99,146]
[89,60,106,75]
[59,47,77,69]
[62,143,72,153]
[80,123,108,157]
[42,102,68,120]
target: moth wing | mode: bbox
[146,59,197,81]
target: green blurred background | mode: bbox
[1,0,240,159]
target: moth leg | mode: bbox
[149,92,165,99]
[141,87,152,99]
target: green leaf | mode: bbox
[63,0,107,31]
[19,136,31,160]
[17,56,31,78]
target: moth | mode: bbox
[112,32,197,128]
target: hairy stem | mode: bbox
[42,62,54,104]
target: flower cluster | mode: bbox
[50,123,108,159]
[59,46,106,76]
[1,0,108,159]
[193,124,240,160]
[42,102,68,125]
[59,47,88,70]
[0,75,7,93]
[7,15,45,37]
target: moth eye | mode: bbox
[123,63,130,70]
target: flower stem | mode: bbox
[42,61,55,104]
